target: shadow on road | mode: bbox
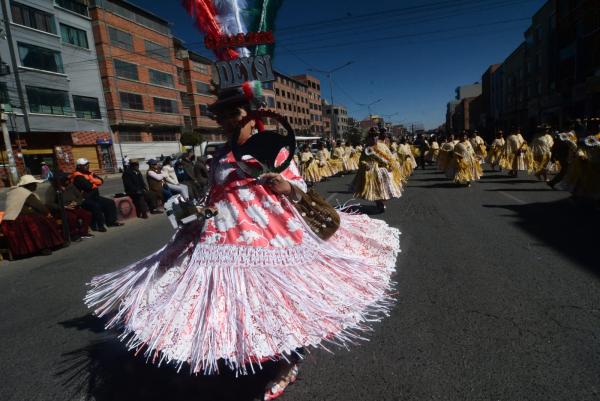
[485,188,554,192]
[479,179,539,185]
[417,183,464,189]
[411,177,448,182]
[483,199,599,277]
[57,315,280,401]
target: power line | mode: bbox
[277,0,485,32]
[280,17,529,54]
[279,0,534,45]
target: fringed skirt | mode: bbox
[453,157,483,184]
[301,160,322,184]
[1,213,64,257]
[85,212,401,375]
[353,165,403,201]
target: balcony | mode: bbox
[55,0,89,17]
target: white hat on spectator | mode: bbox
[17,175,44,187]
[76,158,89,166]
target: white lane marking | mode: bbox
[498,191,526,204]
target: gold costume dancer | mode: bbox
[487,131,505,171]
[345,142,359,171]
[353,131,403,212]
[451,134,483,186]
[299,145,322,184]
[469,131,487,163]
[558,133,600,200]
[397,138,416,181]
[530,126,554,181]
[500,129,532,177]
[315,142,334,179]
[331,141,349,174]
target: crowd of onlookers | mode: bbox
[0,150,210,260]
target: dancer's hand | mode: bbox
[261,173,292,196]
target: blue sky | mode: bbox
[129,0,546,129]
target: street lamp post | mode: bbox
[308,61,354,140]
[358,98,382,128]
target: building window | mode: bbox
[149,69,174,88]
[55,0,89,16]
[114,59,138,80]
[199,104,213,117]
[192,62,209,74]
[263,82,273,89]
[73,95,101,119]
[196,81,211,95]
[119,92,143,110]
[11,2,56,34]
[145,40,170,61]
[183,115,192,128]
[26,86,71,115]
[180,91,192,108]
[275,88,279,95]
[277,101,281,109]
[18,43,63,73]
[119,131,142,142]
[177,67,187,85]
[0,82,10,105]
[60,24,88,49]
[108,26,133,50]
[267,96,275,108]
[153,97,178,113]
[151,132,178,141]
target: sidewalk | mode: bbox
[0,174,124,210]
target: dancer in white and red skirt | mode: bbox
[85,86,401,400]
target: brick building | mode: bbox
[90,0,184,168]
[292,74,323,136]
[273,71,311,135]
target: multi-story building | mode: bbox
[0,0,113,184]
[322,102,348,139]
[292,74,323,136]
[89,0,183,167]
[500,43,528,132]
[445,100,460,133]
[480,64,501,138]
[455,83,482,100]
[273,71,311,135]
[172,40,224,141]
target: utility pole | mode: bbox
[308,61,354,141]
[1,105,19,186]
[359,98,382,129]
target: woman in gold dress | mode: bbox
[354,130,403,213]
[451,133,483,186]
[299,144,322,184]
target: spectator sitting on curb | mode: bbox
[122,161,164,219]
[146,159,173,202]
[71,158,124,233]
[45,172,94,241]
[161,157,190,200]
[2,175,64,257]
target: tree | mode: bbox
[180,132,201,147]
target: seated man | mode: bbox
[122,161,163,219]
[71,158,123,232]
[45,172,94,241]
[146,159,173,202]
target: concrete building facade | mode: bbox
[322,102,348,139]
[0,0,112,184]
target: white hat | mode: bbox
[76,158,89,166]
[17,175,44,187]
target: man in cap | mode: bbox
[71,158,123,232]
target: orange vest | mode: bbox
[71,171,103,189]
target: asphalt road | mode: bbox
[0,166,599,401]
